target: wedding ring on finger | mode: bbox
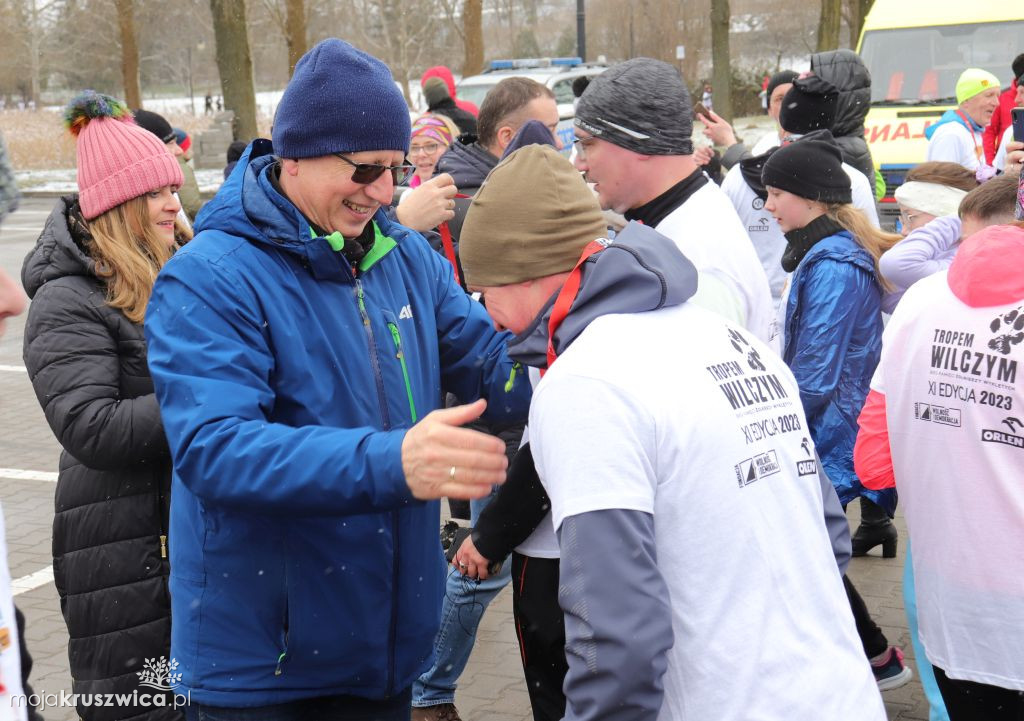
[449,465,457,481]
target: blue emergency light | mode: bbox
[488,57,583,71]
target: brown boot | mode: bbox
[411,703,463,721]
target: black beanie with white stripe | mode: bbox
[574,58,694,156]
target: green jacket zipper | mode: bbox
[387,321,418,423]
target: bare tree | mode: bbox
[3,0,61,106]
[844,0,873,48]
[710,0,733,121]
[284,0,307,75]
[44,0,123,98]
[352,0,439,106]
[816,0,841,51]
[114,0,142,108]
[462,0,483,75]
[262,0,307,76]
[209,0,259,140]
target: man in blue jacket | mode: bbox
[144,39,529,720]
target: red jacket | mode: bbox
[983,81,1018,164]
[421,66,480,118]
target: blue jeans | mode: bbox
[904,539,950,721]
[183,688,411,721]
[412,494,512,707]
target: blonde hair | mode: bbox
[823,204,902,291]
[85,195,191,323]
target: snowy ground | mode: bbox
[138,90,287,121]
[43,85,426,119]
[16,168,226,194]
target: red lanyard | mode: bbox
[437,193,471,289]
[438,222,461,286]
[955,109,982,161]
[543,240,607,375]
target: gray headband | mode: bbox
[575,57,694,156]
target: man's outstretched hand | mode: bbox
[402,399,507,500]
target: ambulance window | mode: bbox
[861,21,1024,105]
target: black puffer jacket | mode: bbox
[426,96,478,137]
[434,137,497,194]
[21,197,180,721]
[811,49,876,185]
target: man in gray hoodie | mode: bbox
[457,144,884,721]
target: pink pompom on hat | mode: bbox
[64,90,183,220]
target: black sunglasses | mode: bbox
[333,153,415,185]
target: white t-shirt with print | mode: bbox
[927,121,984,171]
[994,125,1015,172]
[655,182,775,347]
[871,272,1024,690]
[513,367,559,559]
[531,302,885,721]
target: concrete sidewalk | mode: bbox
[453,505,931,721]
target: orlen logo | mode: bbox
[981,426,1024,449]
[796,459,817,477]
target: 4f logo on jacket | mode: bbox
[398,305,413,320]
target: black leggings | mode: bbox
[933,666,1024,721]
[841,501,890,659]
[511,553,567,721]
[843,574,889,659]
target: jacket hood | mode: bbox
[923,108,980,140]
[434,139,497,189]
[422,66,457,98]
[739,147,776,200]
[193,138,406,282]
[501,119,557,160]
[507,221,698,368]
[22,196,97,298]
[810,49,871,137]
[947,224,1024,307]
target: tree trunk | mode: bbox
[462,0,484,77]
[816,0,841,52]
[26,2,42,108]
[710,0,732,123]
[284,0,307,77]
[848,0,874,47]
[209,0,259,141]
[114,0,142,108]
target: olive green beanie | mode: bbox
[460,144,607,287]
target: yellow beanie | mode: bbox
[460,144,607,287]
[956,68,1000,105]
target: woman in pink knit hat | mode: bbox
[20,91,188,721]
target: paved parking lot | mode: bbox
[1,196,930,720]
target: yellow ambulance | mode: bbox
[857,1,1024,225]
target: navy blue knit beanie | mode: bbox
[272,39,411,158]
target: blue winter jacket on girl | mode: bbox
[783,229,896,513]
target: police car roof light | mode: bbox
[488,57,582,71]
